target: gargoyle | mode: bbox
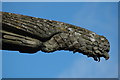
[0,12,110,62]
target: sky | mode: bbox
[2,0,120,2]
[1,2,118,78]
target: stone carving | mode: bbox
[1,12,110,62]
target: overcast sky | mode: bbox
[2,2,118,78]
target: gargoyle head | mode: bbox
[67,27,110,62]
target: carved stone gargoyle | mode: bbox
[0,12,110,62]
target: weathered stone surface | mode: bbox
[0,12,110,61]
